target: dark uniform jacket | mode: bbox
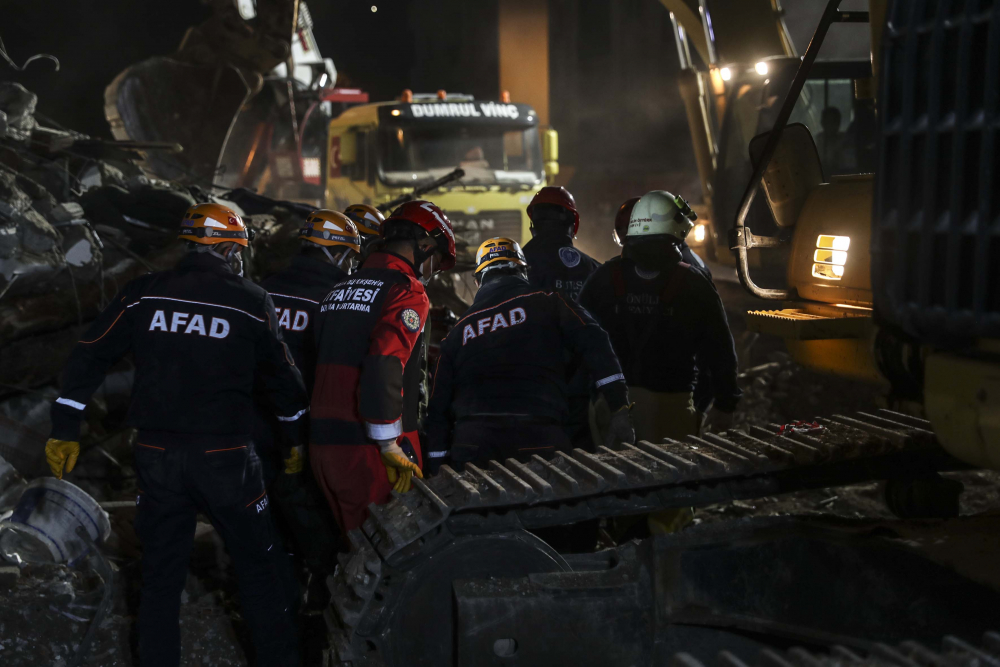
[252,254,348,452]
[425,275,628,458]
[522,234,601,302]
[50,252,309,448]
[261,254,349,393]
[311,251,428,445]
[578,256,741,412]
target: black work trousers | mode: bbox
[133,440,300,667]
[261,446,340,574]
[451,419,571,469]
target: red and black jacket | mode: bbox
[311,252,428,445]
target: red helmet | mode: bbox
[385,200,456,272]
[527,186,580,236]
[614,197,640,246]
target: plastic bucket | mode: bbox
[0,478,111,565]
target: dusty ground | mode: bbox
[2,266,998,666]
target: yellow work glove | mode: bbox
[283,446,304,474]
[45,439,80,479]
[378,441,423,493]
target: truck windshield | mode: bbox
[378,123,543,187]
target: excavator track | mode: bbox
[324,409,969,666]
[673,631,1000,667]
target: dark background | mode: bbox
[0,0,869,258]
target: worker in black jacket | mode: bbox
[522,186,601,448]
[580,190,741,443]
[613,196,715,414]
[522,185,600,301]
[255,209,360,610]
[45,203,306,667]
[425,237,633,471]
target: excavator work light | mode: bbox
[812,235,851,280]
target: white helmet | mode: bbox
[627,190,697,240]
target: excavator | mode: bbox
[663,0,997,473]
[103,0,342,204]
[319,2,1000,666]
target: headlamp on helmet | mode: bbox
[627,190,697,240]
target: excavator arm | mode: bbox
[105,0,300,185]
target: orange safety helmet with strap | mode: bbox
[344,203,385,237]
[527,186,580,236]
[178,203,249,246]
[300,210,362,253]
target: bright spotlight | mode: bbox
[755,61,769,76]
[692,224,707,243]
[371,5,377,12]
[720,67,732,82]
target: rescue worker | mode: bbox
[580,190,740,443]
[310,200,456,533]
[522,186,600,301]
[255,210,361,608]
[522,186,601,449]
[344,203,386,258]
[614,196,714,413]
[425,237,634,471]
[45,203,306,667]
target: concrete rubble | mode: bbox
[0,81,318,474]
[0,81,323,666]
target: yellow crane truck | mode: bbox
[323,92,558,257]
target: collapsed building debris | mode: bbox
[0,79,343,479]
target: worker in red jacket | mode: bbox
[310,200,456,533]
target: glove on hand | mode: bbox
[45,439,80,479]
[284,445,305,474]
[378,441,423,493]
[603,405,636,448]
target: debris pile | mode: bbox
[0,82,314,479]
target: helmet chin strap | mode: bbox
[320,245,357,274]
[207,245,243,277]
[412,237,438,284]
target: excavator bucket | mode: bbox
[104,57,253,185]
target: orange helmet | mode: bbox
[300,210,361,253]
[343,203,385,237]
[179,203,248,247]
[474,237,527,277]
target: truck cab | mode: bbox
[325,93,558,258]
